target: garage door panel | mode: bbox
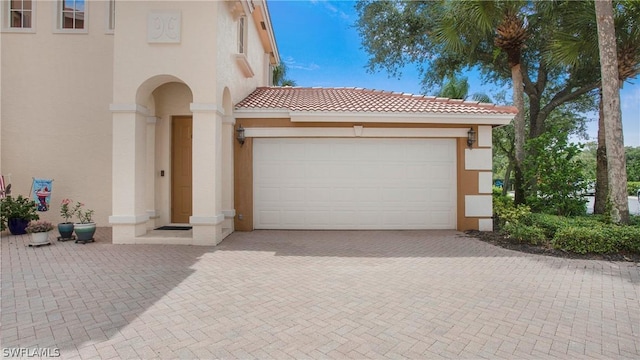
[254,138,456,229]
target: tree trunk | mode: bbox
[594,89,608,214]
[502,162,513,196]
[595,0,629,224]
[512,63,526,205]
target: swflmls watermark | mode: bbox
[3,348,60,358]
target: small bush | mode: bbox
[609,225,640,253]
[552,226,617,254]
[526,213,566,239]
[628,182,640,196]
[503,222,547,245]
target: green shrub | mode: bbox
[609,225,640,253]
[526,213,567,239]
[552,226,617,254]
[503,222,547,245]
[628,182,640,196]
[494,198,531,229]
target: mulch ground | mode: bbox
[466,230,640,263]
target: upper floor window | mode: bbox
[58,0,85,30]
[4,0,33,29]
[238,16,247,54]
[107,0,115,31]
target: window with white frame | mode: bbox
[58,0,85,30]
[107,0,115,31]
[238,16,247,54]
[3,0,33,30]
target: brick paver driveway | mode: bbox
[2,229,639,359]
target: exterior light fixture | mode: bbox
[236,125,245,146]
[467,127,476,148]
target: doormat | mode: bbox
[155,226,192,230]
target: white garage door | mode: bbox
[253,138,457,229]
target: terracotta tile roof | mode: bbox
[235,87,518,115]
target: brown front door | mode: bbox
[171,116,192,223]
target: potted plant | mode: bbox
[0,195,40,235]
[58,198,76,240]
[26,220,54,245]
[73,202,96,242]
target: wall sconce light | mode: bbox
[467,127,476,148]
[236,125,245,146]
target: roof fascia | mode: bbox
[234,109,515,125]
[253,0,280,65]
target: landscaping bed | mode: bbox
[466,229,640,263]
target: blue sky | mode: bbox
[267,0,640,147]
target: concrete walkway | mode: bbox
[1,229,639,359]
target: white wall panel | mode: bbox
[465,195,493,217]
[478,172,493,194]
[465,148,493,170]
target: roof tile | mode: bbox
[235,87,518,115]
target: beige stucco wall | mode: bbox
[109,1,275,243]
[1,1,114,226]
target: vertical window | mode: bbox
[9,0,32,28]
[238,16,246,54]
[59,0,85,30]
[107,0,115,31]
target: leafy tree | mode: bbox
[355,1,600,205]
[548,0,639,216]
[626,147,640,181]
[595,0,629,224]
[524,123,588,216]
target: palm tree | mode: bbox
[595,0,629,224]
[437,74,492,103]
[272,63,297,87]
[549,0,638,220]
[435,1,528,204]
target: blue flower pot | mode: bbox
[74,223,96,242]
[58,222,74,239]
[8,218,30,235]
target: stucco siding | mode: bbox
[1,1,114,226]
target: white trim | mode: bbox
[190,103,221,114]
[222,116,235,125]
[465,195,492,217]
[190,214,225,225]
[222,209,236,218]
[53,0,89,34]
[109,103,149,115]
[109,214,150,225]
[234,109,515,125]
[1,0,36,33]
[146,116,158,124]
[478,126,492,147]
[235,53,255,78]
[244,127,470,138]
[478,172,493,194]
[146,210,159,219]
[478,219,494,231]
[105,0,115,34]
[464,148,492,170]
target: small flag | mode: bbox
[32,178,53,212]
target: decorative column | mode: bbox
[145,116,159,230]
[221,115,236,237]
[109,104,150,243]
[464,125,494,231]
[190,103,224,245]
